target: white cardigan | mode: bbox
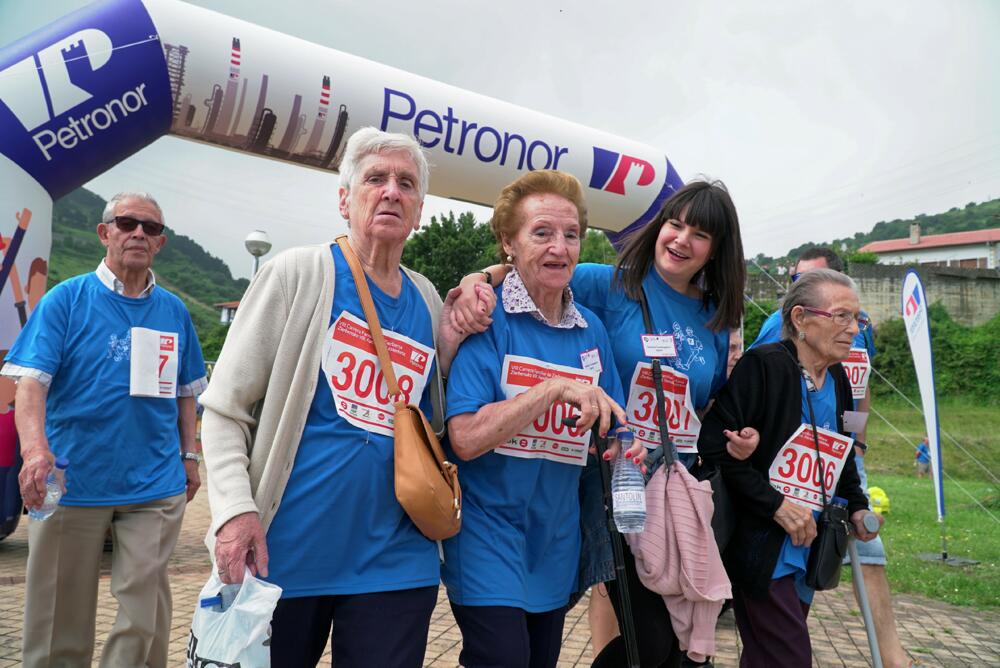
[199,243,445,544]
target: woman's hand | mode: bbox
[450,276,496,335]
[724,427,759,461]
[599,427,648,470]
[850,509,883,542]
[774,499,818,546]
[545,377,626,440]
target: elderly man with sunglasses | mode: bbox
[1,192,207,668]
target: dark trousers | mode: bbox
[450,602,566,668]
[732,575,811,668]
[269,585,438,667]
[592,535,683,668]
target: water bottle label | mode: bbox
[613,489,646,512]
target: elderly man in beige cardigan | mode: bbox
[200,127,492,667]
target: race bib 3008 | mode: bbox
[498,354,598,466]
[322,311,435,438]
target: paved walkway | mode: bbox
[1,464,998,667]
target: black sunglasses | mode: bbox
[112,216,165,236]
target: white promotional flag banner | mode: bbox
[901,270,945,521]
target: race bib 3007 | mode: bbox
[624,362,700,452]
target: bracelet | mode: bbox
[480,269,492,285]
[181,452,203,463]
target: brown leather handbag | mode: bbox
[335,237,462,540]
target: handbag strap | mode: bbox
[782,345,830,507]
[639,288,676,466]
[335,236,401,397]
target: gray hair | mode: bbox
[780,268,857,340]
[338,127,430,199]
[101,192,165,225]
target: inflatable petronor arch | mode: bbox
[0,0,683,357]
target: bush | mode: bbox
[873,305,1000,404]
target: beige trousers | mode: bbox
[22,493,185,668]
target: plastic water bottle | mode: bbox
[27,457,69,521]
[611,429,646,533]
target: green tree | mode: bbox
[579,229,617,265]
[847,251,879,266]
[401,212,496,298]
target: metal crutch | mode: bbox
[848,513,883,668]
[589,426,641,668]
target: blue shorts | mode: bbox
[844,454,887,566]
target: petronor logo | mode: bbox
[0,28,150,161]
[589,147,656,195]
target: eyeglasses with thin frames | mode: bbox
[111,216,165,236]
[801,306,870,331]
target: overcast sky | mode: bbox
[3,0,998,278]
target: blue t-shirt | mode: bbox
[442,292,624,612]
[916,443,930,464]
[263,245,439,598]
[772,371,839,603]
[5,273,205,505]
[570,263,728,413]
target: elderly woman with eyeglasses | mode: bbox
[698,269,882,668]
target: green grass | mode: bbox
[839,396,1000,609]
[864,396,1000,482]
[845,473,999,610]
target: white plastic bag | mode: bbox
[187,567,282,668]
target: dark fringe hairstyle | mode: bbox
[612,180,745,332]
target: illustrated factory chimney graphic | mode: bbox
[277,93,305,154]
[245,74,270,150]
[303,75,331,155]
[162,43,189,121]
[215,37,240,136]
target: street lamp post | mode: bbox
[244,230,272,277]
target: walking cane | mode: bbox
[581,420,641,668]
[848,513,883,668]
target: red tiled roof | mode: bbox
[213,300,240,309]
[860,228,1000,254]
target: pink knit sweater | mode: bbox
[625,462,732,659]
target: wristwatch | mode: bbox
[181,452,203,464]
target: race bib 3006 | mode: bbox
[624,362,701,452]
[322,311,435,438]
[498,354,598,466]
[768,424,854,510]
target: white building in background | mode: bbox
[860,223,1000,269]
[214,300,240,323]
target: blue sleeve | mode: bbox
[861,311,876,358]
[445,325,502,421]
[5,283,71,375]
[748,310,782,349]
[178,306,207,386]
[570,263,614,321]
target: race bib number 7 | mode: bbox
[323,311,435,438]
[769,424,854,510]
[129,327,178,398]
[625,362,701,452]
[498,354,598,466]
[844,347,871,400]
